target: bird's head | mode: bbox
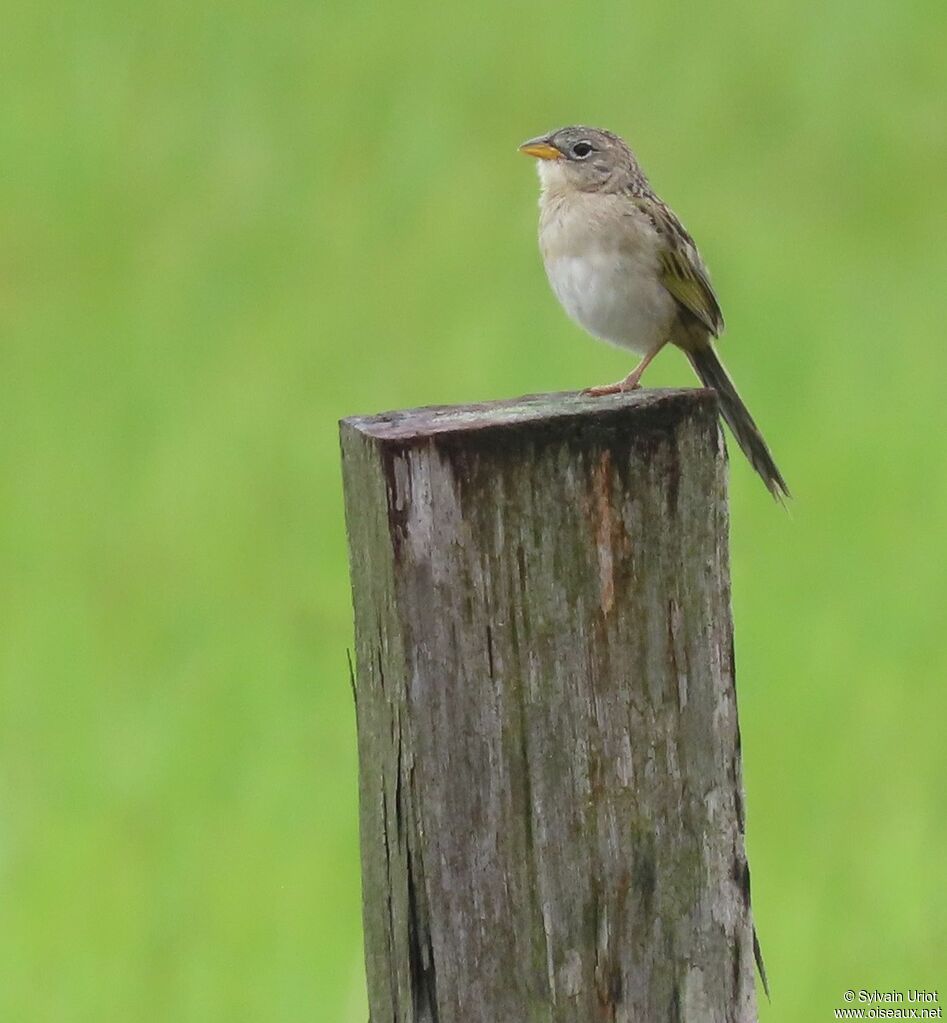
[518,126,639,193]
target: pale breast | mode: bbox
[538,192,677,354]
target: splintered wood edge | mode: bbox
[339,387,718,444]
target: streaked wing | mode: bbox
[629,195,724,337]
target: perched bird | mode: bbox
[519,126,788,500]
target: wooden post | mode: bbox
[340,389,760,1023]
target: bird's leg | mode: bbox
[582,339,667,397]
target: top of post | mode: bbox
[340,388,717,445]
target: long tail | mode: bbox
[687,344,790,501]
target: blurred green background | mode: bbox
[2,0,944,1019]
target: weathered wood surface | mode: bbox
[340,389,760,1023]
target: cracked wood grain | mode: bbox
[340,389,760,1023]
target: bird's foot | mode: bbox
[582,378,641,397]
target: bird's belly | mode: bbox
[545,252,676,355]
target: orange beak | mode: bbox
[518,137,562,161]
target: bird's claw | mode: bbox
[582,379,641,397]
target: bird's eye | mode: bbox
[572,141,593,158]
